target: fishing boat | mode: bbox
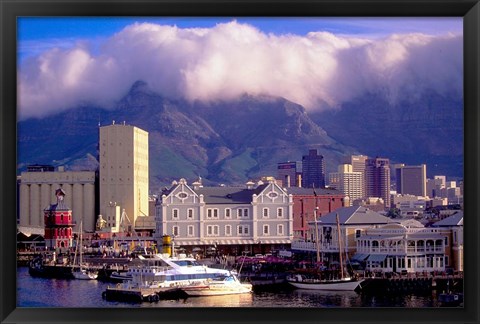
[287,212,364,291]
[72,221,98,280]
[181,274,253,296]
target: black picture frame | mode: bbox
[1,0,479,323]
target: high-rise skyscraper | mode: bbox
[365,157,391,208]
[395,164,427,197]
[99,123,149,232]
[347,155,368,198]
[301,149,326,189]
[277,161,299,187]
[329,164,364,201]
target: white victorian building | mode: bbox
[292,206,459,274]
[355,218,450,274]
[155,178,294,256]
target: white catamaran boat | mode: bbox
[111,253,242,290]
[287,212,364,291]
[72,221,98,280]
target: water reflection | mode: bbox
[292,289,361,307]
[180,293,254,307]
[17,267,451,308]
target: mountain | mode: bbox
[18,82,463,193]
[17,81,359,192]
[310,91,463,179]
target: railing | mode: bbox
[352,246,444,254]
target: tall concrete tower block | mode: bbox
[99,123,149,230]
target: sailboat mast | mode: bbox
[336,213,344,279]
[79,221,83,265]
[313,207,320,263]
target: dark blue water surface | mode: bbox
[17,266,444,308]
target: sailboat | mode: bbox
[72,221,98,280]
[287,213,364,291]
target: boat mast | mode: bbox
[313,207,320,263]
[79,221,83,266]
[336,213,344,280]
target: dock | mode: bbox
[360,273,463,294]
[102,284,186,303]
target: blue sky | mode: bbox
[18,17,462,61]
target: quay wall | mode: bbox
[361,277,463,294]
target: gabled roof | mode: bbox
[316,206,392,225]
[432,211,464,227]
[398,218,424,228]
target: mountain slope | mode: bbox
[18,82,356,191]
[310,91,463,178]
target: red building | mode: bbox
[44,188,75,250]
[287,187,344,240]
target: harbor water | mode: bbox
[17,267,450,308]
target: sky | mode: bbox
[17,17,463,120]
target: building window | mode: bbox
[263,208,269,218]
[207,225,219,236]
[237,225,249,236]
[225,208,231,219]
[207,208,219,219]
[172,226,179,237]
[244,209,248,217]
[187,225,194,237]
[355,229,361,238]
[237,209,243,218]
[172,209,179,220]
[187,209,194,219]
[277,224,284,235]
[263,225,270,235]
[225,225,232,236]
[277,208,283,218]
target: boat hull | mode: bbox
[182,283,253,296]
[73,269,98,280]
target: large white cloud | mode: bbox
[18,21,462,120]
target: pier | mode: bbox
[102,284,187,303]
[359,272,463,294]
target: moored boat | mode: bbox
[181,274,253,296]
[71,221,98,280]
[287,273,363,291]
[102,253,240,301]
[438,292,463,306]
[72,267,98,280]
[287,212,364,291]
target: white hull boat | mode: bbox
[109,253,240,292]
[181,275,253,296]
[73,268,98,280]
[287,213,364,292]
[72,221,98,280]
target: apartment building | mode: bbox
[155,178,293,255]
